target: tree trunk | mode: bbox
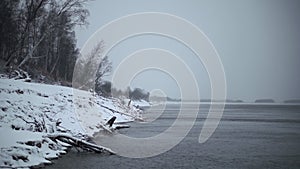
[18,34,46,68]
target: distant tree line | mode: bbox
[0,0,90,82]
[96,82,150,101]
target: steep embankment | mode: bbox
[0,78,142,168]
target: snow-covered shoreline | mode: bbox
[0,78,143,168]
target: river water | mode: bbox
[46,103,300,169]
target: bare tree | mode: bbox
[4,0,90,70]
[95,55,112,84]
[73,41,112,91]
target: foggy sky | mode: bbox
[75,0,300,102]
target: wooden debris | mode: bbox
[46,133,115,155]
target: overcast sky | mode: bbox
[75,0,300,102]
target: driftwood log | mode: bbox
[102,116,130,132]
[100,105,143,121]
[106,116,116,127]
[46,133,115,154]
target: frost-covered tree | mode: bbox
[73,41,112,91]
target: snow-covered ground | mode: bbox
[0,78,143,168]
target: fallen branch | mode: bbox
[15,115,46,132]
[114,124,130,129]
[46,133,115,155]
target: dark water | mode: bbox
[46,104,300,169]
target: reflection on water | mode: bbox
[46,104,300,169]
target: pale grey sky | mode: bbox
[75,0,300,102]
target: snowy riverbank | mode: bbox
[0,78,144,168]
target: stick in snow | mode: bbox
[106,116,116,127]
